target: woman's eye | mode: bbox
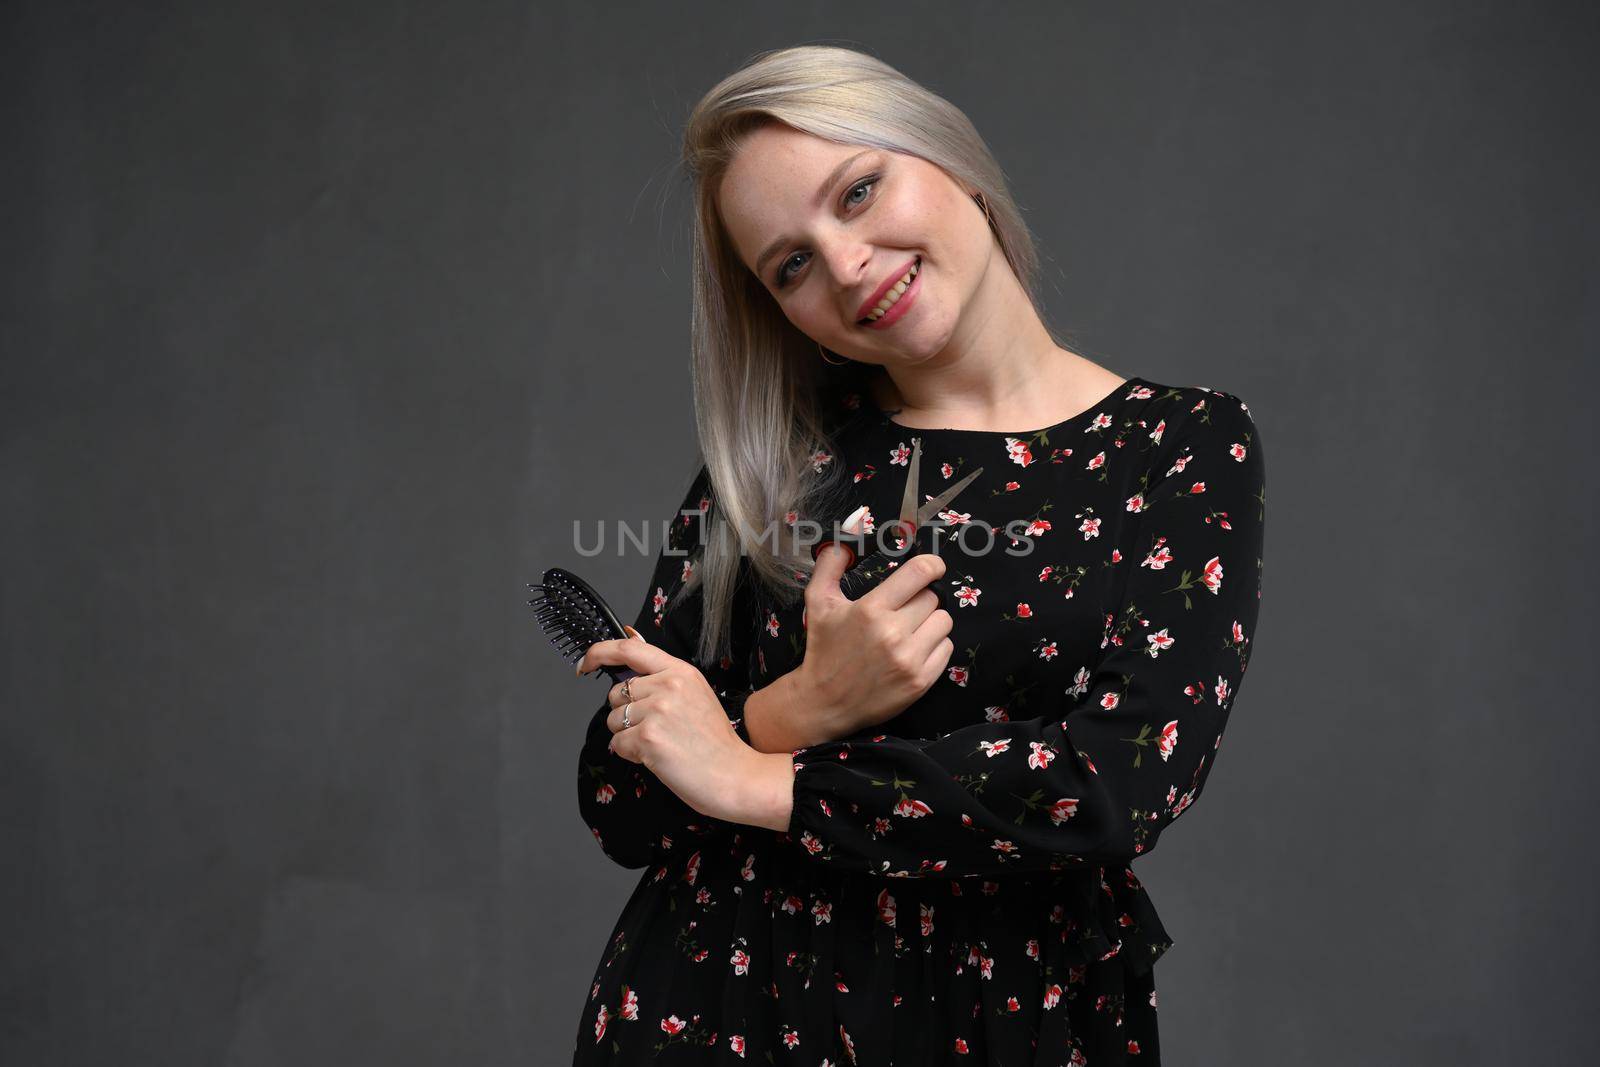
[776,252,808,287]
[844,175,877,207]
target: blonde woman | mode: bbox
[572,44,1266,1066]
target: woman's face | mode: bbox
[717,123,995,367]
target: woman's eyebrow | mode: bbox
[753,149,878,276]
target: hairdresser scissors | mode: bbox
[811,437,984,570]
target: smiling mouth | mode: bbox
[857,257,921,325]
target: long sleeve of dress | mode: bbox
[783,391,1267,878]
[574,463,759,871]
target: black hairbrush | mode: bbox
[526,567,640,683]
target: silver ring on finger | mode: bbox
[621,701,633,729]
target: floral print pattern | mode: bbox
[573,376,1266,1065]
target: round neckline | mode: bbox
[864,375,1144,437]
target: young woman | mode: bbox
[571,45,1266,1066]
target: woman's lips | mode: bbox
[859,257,921,331]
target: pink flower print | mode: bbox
[953,1037,970,1054]
[620,986,639,1020]
[1086,450,1106,471]
[1072,1047,1088,1066]
[1200,555,1224,594]
[1049,797,1081,824]
[1090,411,1113,430]
[877,888,897,926]
[895,797,933,818]
[1215,674,1232,705]
[1232,620,1246,644]
[1005,480,1021,491]
[1024,518,1052,537]
[991,838,1019,856]
[939,507,972,525]
[819,798,832,816]
[1068,666,1091,696]
[799,831,824,855]
[1026,939,1041,961]
[1028,741,1057,769]
[594,1004,610,1042]
[1128,1039,1142,1054]
[693,947,709,962]
[812,899,833,924]
[1079,516,1102,540]
[731,947,751,975]
[684,850,701,885]
[764,610,780,638]
[694,887,711,905]
[1100,691,1121,710]
[1038,565,1054,580]
[780,894,804,915]
[1111,547,1122,563]
[955,584,981,607]
[891,442,914,466]
[660,1014,687,1036]
[1039,640,1058,660]
[1142,539,1174,570]
[1144,627,1175,658]
[1230,441,1248,462]
[1157,720,1179,761]
[1189,480,1207,495]
[1125,492,1147,513]
[920,902,935,937]
[740,854,756,881]
[835,972,850,993]
[984,705,1011,723]
[979,738,1012,758]
[1016,602,1033,618]
[948,664,971,686]
[1165,452,1191,478]
[652,585,669,615]
[1149,418,1166,445]
[808,450,833,473]
[595,782,616,805]
[840,1024,857,1059]
[728,1034,746,1057]
[941,462,954,478]
[1043,983,1063,1010]
[780,1026,800,1049]
[1005,437,1035,467]
[1213,510,1234,531]
[1171,788,1195,817]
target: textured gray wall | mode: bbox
[4,1,1596,1063]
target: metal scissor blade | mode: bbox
[897,437,923,528]
[913,465,984,526]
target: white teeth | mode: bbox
[864,260,920,322]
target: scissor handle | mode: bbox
[810,537,859,569]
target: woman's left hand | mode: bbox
[575,627,791,830]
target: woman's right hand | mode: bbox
[784,507,955,744]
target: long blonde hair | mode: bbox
[677,44,1064,666]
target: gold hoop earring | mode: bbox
[817,341,849,366]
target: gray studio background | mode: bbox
[4,1,1596,1063]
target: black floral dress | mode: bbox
[573,376,1267,1066]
